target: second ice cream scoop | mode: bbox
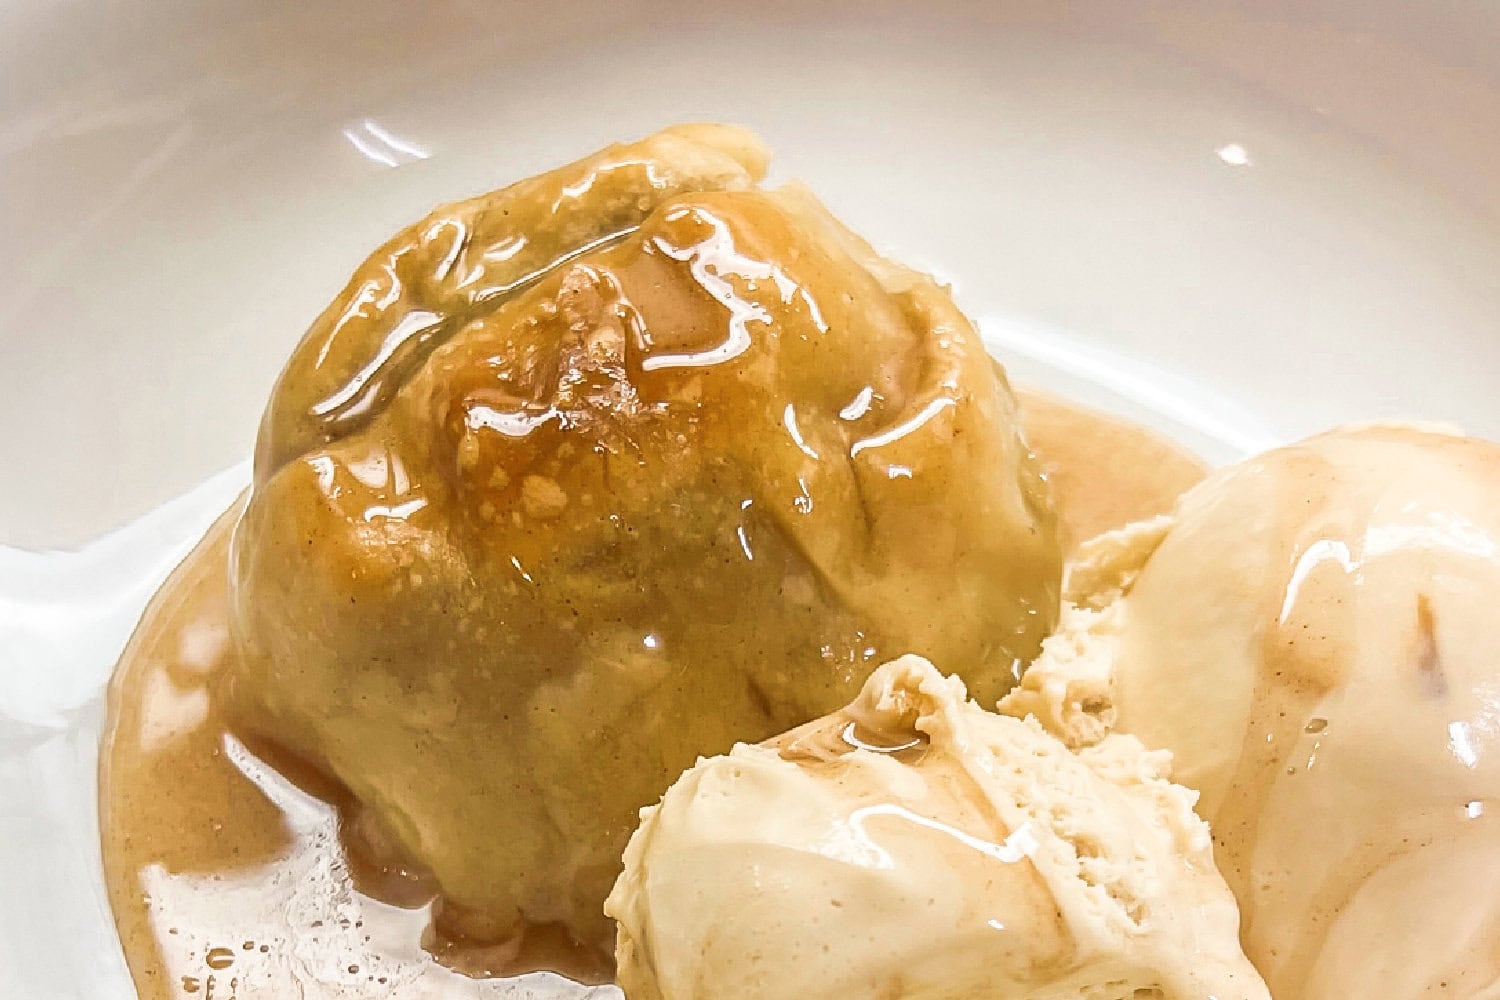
[1005,425,1500,998]
[607,656,1267,1000]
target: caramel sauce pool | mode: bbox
[100,391,1206,999]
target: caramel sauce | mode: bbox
[102,501,605,999]
[99,393,1205,999]
[1017,388,1207,550]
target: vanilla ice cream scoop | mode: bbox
[1003,425,1500,998]
[606,655,1267,1000]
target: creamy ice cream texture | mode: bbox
[607,655,1268,1000]
[1002,425,1500,999]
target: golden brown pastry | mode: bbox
[228,125,1060,965]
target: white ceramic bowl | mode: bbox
[4,2,1500,997]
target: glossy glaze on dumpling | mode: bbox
[227,125,1061,959]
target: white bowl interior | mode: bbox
[4,2,1500,997]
